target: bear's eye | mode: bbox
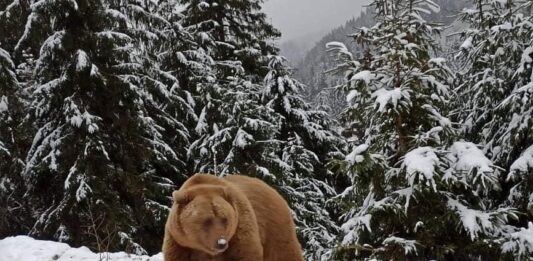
[220,217,227,225]
[203,218,213,228]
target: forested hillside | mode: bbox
[1,0,533,260]
[327,0,533,260]
[296,0,469,117]
[0,0,343,259]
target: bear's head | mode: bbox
[170,184,238,256]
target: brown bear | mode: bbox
[162,173,304,261]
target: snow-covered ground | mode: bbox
[0,236,163,261]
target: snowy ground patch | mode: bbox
[0,236,163,261]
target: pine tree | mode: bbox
[115,0,198,181]
[455,2,533,259]
[177,0,280,82]
[182,0,284,175]
[327,0,516,259]
[155,0,222,178]
[455,0,533,167]
[504,43,533,258]
[0,47,28,237]
[262,56,344,259]
[16,0,183,254]
[189,76,282,176]
[0,0,30,54]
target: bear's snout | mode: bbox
[216,238,228,252]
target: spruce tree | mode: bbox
[455,0,533,167]
[328,0,516,259]
[0,0,30,54]
[176,0,280,82]
[178,2,346,258]
[455,2,533,259]
[262,56,344,259]
[17,0,182,254]
[181,0,283,175]
[0,47,28,237]
[115,0,197,181]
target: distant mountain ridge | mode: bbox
[294,0,470,116]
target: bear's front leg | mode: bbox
[163,233,192,261]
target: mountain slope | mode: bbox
[296,0,470,116]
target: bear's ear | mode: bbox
[222,188,235,204]
[172,190,190,205]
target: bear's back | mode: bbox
[223,175,304,261]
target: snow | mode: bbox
[448,142,494,174]
[382,236,418,255]
[0,236,163,261]
[341,214,372,236]
[403,147,439,189]
[460,36,473,49]
[491,22,513,32]
[428,57,446,67]
[0,48,15,69]
[509,145,533,177]
[0,96,8,113]
[371,88,405,112]
[340,214,372,245]
[195,108,208,134]
[233,129,253,148]
[325,41,353,60]
[520,46,533,67]
[345,144,368,164]
[350,70,374,84]
[422,0,440,13]
[447,199,498,241]
[346,90,359,102]
[501,222,533,258]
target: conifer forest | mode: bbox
[1,0,533,260]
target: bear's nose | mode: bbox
[216,238,228,251]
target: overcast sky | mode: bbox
[262,0,371,42]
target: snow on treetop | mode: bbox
[0,96,8,113]
[448,142,494,174]
[75,50,90,72]
[382,236,418,255]
[39,31,65,56]
[491,22,513,33]
[501,222,533,258]
[447,198,494,240]
[403,147,439,190]
[233,129,253,148]
[345,144,368,164]
[372,88,407,112]
[462,7,477,15]
[346,90,359,102]
[445,142,499,191]
[428,57,446,67]
[509,145,533,178]
[326,41,353,60]
[340,214,371,245]
[0,48,15,69]
[460,36,473,50]
[351,70,374,84]
[519,46,533,70]
[198,1,210,10]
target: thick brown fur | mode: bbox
[163,173,304,261]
